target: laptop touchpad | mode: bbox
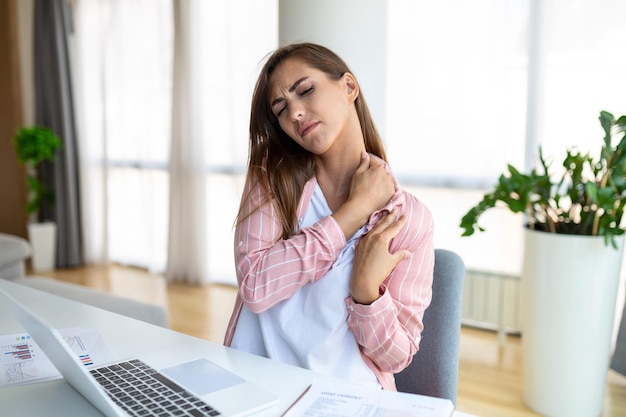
[160,358,245,395]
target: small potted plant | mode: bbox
[13,126,62,220]
[458,110,626,417]
[13,126,62,271]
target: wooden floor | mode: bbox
[30,264,626,417]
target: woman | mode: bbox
[224,43,434,391]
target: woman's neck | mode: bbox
[315,147,365,212]
[313,108,367,211]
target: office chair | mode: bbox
[395,249,465,404]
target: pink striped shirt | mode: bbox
[224,158,435,390]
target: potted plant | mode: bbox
[459,110,626,417]
[13,126,62,271]
[460,110,626,244]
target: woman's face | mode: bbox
[268,57,359,155]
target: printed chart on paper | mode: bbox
[0,328,111,387]
[1,333,57,386]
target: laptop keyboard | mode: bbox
[90,359,221,417]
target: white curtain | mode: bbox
[197,1,278,284]
[386,0,626,275]
[167,0,278,284]
[385,0,626,348]
[72,0,625,285]
[73,0,277,284]
[74,0,173,272]
[166,0,207,284]
[386,0,530,275]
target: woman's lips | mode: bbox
[299,121,319,137]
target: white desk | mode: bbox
[0,279,474,417]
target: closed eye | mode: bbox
[300,86,313,96]
[271,85,314,118]
[276,87,312,117]
[271,99,286,117]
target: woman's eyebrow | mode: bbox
[270,77,309,107]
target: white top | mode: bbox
[230,183,380,388]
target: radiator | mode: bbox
[461,269,522,341]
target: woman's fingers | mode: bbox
[355,151,370,174]
[348,153,395,214]
[349,209,410,304]
[372,209,406,239]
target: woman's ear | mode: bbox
[344,72,359,102]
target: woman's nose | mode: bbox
[289,103,304,121]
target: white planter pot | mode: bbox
[28,222,57,271]
[521,229,625,417]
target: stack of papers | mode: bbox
[0,327,111,387]
[283,379,455,417]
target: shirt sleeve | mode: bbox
[234,176,347,313]
[345,192,435,374]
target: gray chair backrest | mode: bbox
[394,249,465,404]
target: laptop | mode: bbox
[0,283,278,417]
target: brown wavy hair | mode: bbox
[239,42,387,239]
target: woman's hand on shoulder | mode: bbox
[348,152,395,215]
[349,208,411,305]
[332,153,395,238]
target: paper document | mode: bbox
[0,327,112,387]
[282,379,455,417]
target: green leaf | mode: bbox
[600,110,614,146]
[585,182,598,204]
[12,126,62,217]
[13,126,62,165]
[459,110,626,246]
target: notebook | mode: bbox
[0,284,278,417]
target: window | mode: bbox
[75,0,626,281]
